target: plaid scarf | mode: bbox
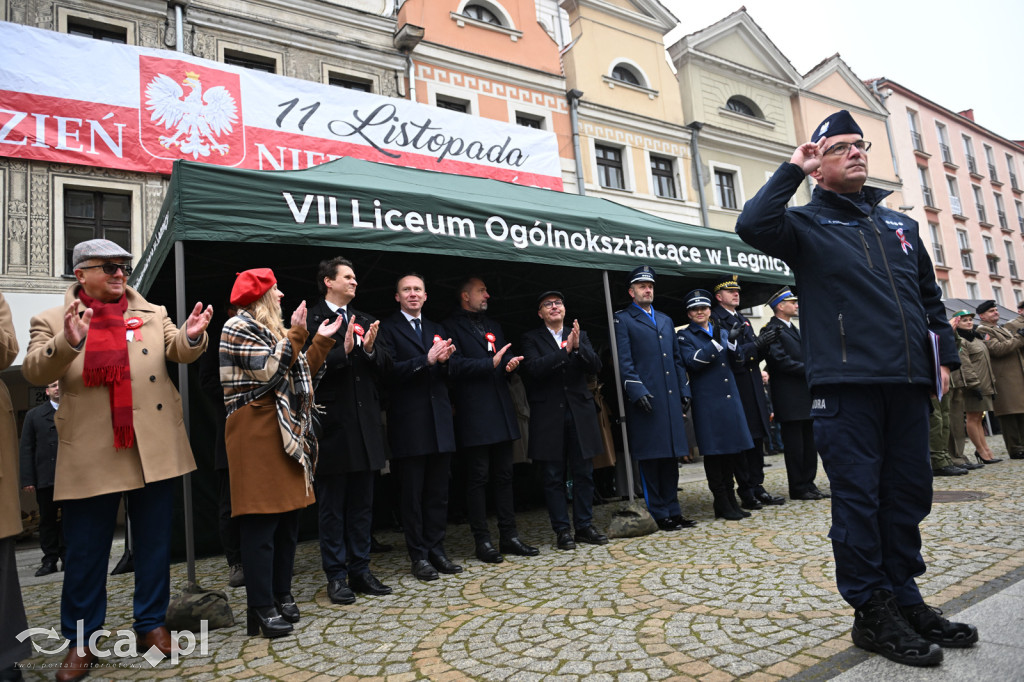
[219,311,323,493]
[77,289,134,449]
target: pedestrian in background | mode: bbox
[19,380,65,575]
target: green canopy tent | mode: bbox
[131,156,793,576]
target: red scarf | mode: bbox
[78,290,134,449]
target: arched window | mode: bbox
[725,96,763,119]
[464,4,502,25]
[611,64,641,86]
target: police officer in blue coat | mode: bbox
[613,265,694,531]
[709,276,785,510]
[678,290,753,521]
[736,109,976,667]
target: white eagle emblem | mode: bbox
[145,71,238,158]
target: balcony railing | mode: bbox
[1010,261,1019,279]
[1011,171,1019,191]
[999,211,1009,229]
[990,164,1000,182]
[1019,215,1024,234]
[911,131,924,152]
[940,144,953,164]
[967,154,978,174]
[922,186,935,207]
[987,255,1000,275]
[977,204,988,223]
[932,244,945,265]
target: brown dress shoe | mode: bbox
[136,625,172,656]
[56,646,96,681]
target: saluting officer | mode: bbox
[613,265,694,531]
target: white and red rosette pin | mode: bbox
[352,322,365,346]
[433,334,443,344]
[125,317,143,342]
[485,332,496,353]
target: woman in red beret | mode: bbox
[219,268,343,637]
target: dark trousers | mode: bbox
[462,440,516,545]
[781,420,818,497]
[35,485,63,564]
[217,469,241,566]
[637,457,681,521]
[733,437,766,500]
[0,537,30,670]
[238,510,299,609]
[540,413,595,533]
[395,452,452,561]
[702,453,740,495]
[60,479,173,644]
[997,413,1024,455]
[316,470,374,581]
[812,384,931,608]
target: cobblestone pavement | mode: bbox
[13,440,1024,681]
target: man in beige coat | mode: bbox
[976,300,1024,460]
[22,239,212,681]
[0,292,31,679]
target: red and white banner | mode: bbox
[0,22,563,189]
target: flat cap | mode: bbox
[72,238,132,271]
[536,290,564,307]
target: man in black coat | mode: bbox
[444,277,537,564]
[761,288,828,501]
[378,274,463,581]
[19,380,63,576]
[710,276,785,509]
[307,256,393,604]
[520,291,609,551]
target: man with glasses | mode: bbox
[737,111,976,667]
[520,291,608,550]
[23,239,212,680]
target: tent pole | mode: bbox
[174,240,196,585]
[602,270,635,502]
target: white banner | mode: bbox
[0,22,563,189]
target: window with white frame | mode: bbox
[958,228,973,270]
[515,113,543,129]
[984,235,999,275]
[908,110,924,152]
[946,176,962,214]
[223,49,276,73]
[435,96,470,113]
[929,222,944,265]
[328,74,372,92]
[595,144,625,190]
[650,155,677,199]
[963,135,978,174]
[919,166,934,207]
[995,193,1008,230]
[1007,241,1018,279]
[1008,154,1020,191]
[714,169,738,209]
[938,279,950,298]
[936,123,952,164]
[1016,200,1024,234]
[966,281,979,298]
[985,144,998,181]
[973,185,987,223]
[994,285,1004,307]
[1014,288,1023,305]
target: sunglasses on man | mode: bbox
[78,262,133,276]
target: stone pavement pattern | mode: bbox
[12,441,1024,681]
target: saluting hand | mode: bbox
[64,300,92,348]
[791,140,825,176]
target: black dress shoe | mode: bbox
[247,606,293,638]
[669,515,697,529]
[475,542,504,563]
[575,525,610,544]
[791,491,823,501]
[499,536,539,556]
[556,530,576,550]
[411,559,439,581]
[739,497,763,510]
[273,593,300,623]
[428,552,463,574]
[756,490,786,505]
[934,465,968,476]
[655,517,682,531]
[961,461,984,470]
[350,571,393,595]
[35,560,59,577]
[327,578,356,605]
[1011,450,1024,460]
[811,486,831,498]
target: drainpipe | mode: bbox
[687,121,710,227]
[870,79,900,179]
[167,0,186,51]
[393,23,424,102]
[567,89,585,195]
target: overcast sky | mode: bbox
[661,0,1023,142]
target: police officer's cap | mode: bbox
[537,290,564,307]
[713,275,741,293]
[629,265,656,284]
[811,110,864,144]
[767,287,797,309]
[976,300,997,315]
[686,289,713,309]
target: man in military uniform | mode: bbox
[614,265,694,531]
[978,299,1024,459]
[710,276,784,509]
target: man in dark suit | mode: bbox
[520,291,609,550]
[710,276,785,510]
[378,274,462,581]
[613,265,694,531]
[307,256,393,604]
[761,288,828,501]
[444,277,537,564]
[19,380,64,576]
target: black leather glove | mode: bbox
[635,394,654,413]
[727,323,743,342]
[756,325,781,350]
[680,396,691,414]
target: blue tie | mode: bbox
[413,318,422,339]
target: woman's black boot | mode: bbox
[247,606,293,638]
[274,593,300,623]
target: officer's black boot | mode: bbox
[712,490,744,520]
[851,589,943,666]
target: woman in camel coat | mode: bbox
[219,268,341,638]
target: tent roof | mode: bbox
[132,156,792,297]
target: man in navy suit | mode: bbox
[20,380,64,576]
[444,277,537,564]
[378,274,462,581]
[520,291,608,550]
[613,265,694,531]
[306,256,393,604]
